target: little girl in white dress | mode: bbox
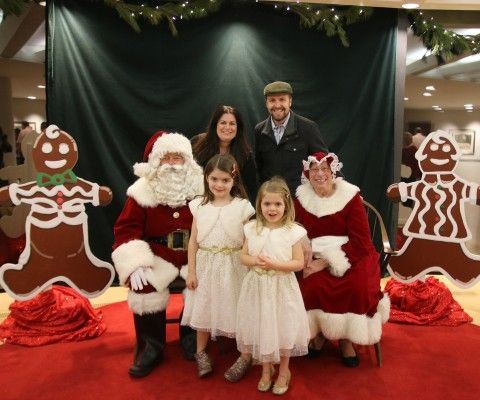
[181,154,254,378]
[235,177,310,395]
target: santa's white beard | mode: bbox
[150,163,201,207]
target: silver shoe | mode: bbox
[195,350,213,378]
[224,356,252,382]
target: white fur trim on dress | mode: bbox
[296,179,360,218]
[307,294,391,345]
[127,289,170,315]
[112,240,154,285]
[323,247,351,277]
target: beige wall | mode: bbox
[404,109,480,253]
[12,98,46,133]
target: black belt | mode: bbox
[146,229,189,251]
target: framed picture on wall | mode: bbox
[408,121,431,134]
[449,129,478,160]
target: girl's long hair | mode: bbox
[255,176,295,231]
[202,154,248,205]
[192,105,252,168]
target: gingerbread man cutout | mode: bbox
[387,130,480,289]
[0,125,115,300]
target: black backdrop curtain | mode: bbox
[47,0,397,262]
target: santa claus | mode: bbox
[112,131,203,378]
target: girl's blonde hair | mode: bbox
[255,176,295,230]
[202,153,248,205]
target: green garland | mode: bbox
[408,10,479,61]
[1,0,479,57]
[100,0,372,45]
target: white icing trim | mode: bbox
[469,183,479,204]
[307,294,390,344]
[296,179,359,218]
[397,182,408,202]
[387,240,480,289]
[0,214,114,301]
[127,289,170,314]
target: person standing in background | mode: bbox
[254,81,329,194]
[191,105,258,203]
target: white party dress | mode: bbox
[236,221,310,363]
[181,197,254,339]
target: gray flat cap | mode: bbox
[263,81,293,96]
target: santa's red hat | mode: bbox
[302,151,343,181]
[134,131,195,179]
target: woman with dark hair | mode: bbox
[191,105,258,202]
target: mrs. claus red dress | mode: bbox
[295,179,390,344]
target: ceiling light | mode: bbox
[402,3,419,9]
[464,104,473,107]
[27,96,37,100]
[425,86,435,91]
[423,92,432,97]
[38,85,46,89]
[467,110,473,113]
[39,1,47,6]
[404,97,409,101]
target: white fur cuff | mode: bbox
[127,289,169,315]
[112,240,154,285]
[307,294,391,345]
[322,247,351,277]
[145,256,180,292]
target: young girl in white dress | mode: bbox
[235,177,310,395]
[181,154,255,378]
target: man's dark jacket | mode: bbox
[254,111,328,194]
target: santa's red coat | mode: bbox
[113,198,191,268]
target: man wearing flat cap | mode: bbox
[254,81,329,194]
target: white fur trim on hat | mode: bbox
[127,289,170,315]
[150,133,193,162]
[296,178,360,218]
[307,294,390,344]
[112,239,154,286]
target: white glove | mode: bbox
[129,267,149,291]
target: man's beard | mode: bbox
[150,164,193,207]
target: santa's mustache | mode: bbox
[158,163,185,173]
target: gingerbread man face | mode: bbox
[416,132,460,174]
[33,125,78,175]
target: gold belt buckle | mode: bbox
[168,229,189,251]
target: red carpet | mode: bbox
[0,294,479,400]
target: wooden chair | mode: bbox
[362,199,397,366]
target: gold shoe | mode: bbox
[272,370,291,395]
[257,365,275,392]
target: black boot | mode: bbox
[179,309,196,361]
[129,311,166,378]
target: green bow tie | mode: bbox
[37,169,78,187]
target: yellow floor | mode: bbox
[1,276,479,326]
